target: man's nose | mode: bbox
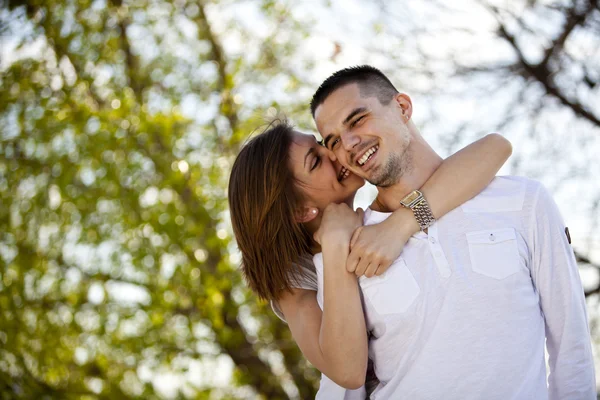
[341,130,360,151]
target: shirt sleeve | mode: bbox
[314,253,325,310]
[270,257,319,322]
[528,183,596,400]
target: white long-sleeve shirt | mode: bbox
[314,176,595,399]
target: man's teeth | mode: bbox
[358,146,378,166]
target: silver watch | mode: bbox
[400,190,436,231]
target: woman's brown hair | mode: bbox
[228,120,313,301]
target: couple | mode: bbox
[228,66,595,399]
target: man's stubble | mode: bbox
[369,145,413,188]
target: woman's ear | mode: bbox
[295,207,319,223]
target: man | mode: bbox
[310,66,596,399]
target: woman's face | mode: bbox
[288,131,365,212]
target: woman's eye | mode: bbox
[311,156,320,171]
[332,138,340,149]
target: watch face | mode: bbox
[401,190,421,206]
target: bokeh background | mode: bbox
[1,0,599,398]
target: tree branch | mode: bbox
[540,0,598,67]
[196,1,238,142]
[496,22,600,127]
[109,0,144,104]
[575,250,600,297]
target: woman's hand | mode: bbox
[346,210,414,277]
[313,203,364,247]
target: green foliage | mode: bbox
[0,0,318,398]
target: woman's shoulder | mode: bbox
[271,254,319,322]
[289,253,318,287]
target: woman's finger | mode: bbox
[350,226,363,250]
[364,263,380,278]
[355,207,365,224]
[346,253,360,273]
[355,258,371,277]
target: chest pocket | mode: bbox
[359,258,419,315]
[466,228,521,280]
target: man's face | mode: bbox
[288,131,364,211]
[314,83,412,187]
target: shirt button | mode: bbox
[429,237,436,244]
[489,234,495,242]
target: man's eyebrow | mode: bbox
[323,107,367,149]
[343,107,368,126]
[304,147,316,168]
[323,134,335,149]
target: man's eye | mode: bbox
[331,137,340,149]
[350,115,365,128]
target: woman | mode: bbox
[228,120,511,397]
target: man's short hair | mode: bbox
[310,65,399,117]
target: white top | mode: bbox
[314,176,595,400]
[270,254,367,399]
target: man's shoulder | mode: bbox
[460,175,542,213]
[488,175,545,195]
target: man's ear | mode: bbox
[295,207,319,223]
[395,93,413,121]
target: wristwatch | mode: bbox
[400,190,436,231]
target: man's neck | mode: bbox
[373,138,443,212]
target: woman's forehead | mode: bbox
[289,132,319,163]
[291,130,319,146]
[288,132,320,175]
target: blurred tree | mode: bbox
[0,0,319,398]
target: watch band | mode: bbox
[411,197,436,231]
[400,190,436,231]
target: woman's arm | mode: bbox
[417,133,512,218]
[277,203,368,389]
[347,133,512,277]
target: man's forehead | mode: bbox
[315,84,366,125]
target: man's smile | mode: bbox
[353,143,379,172]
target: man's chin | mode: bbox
[368,165,400,188]
[369,175,394,188]
[366,171,383,186]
